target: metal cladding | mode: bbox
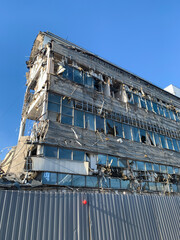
[0,190,179,240]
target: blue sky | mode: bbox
[0,0,180,160]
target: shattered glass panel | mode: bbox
[48,102,60,113]
[100,177,110,188]
[108,156,117,167]
[73,150,85,161]
[136,161,145,171]
[106,119,115,135]
[58,174,72,186]
[72,175,85,187]
[126,91,134,104]
[59,148,72,160]
[146,99,153,112]
[96,115,104,133]
[74,68,83,85]
[85,112,94,130]
[147,131,155,146]
[62,65,73,81]
[98,154,107,165]
[74,110,84,128]
[159,135,167,149]
[123,124,132,140]
[110,178,120,189]
[121,180,130,189]
[86,176,98,187]
[44,146,57,158]
[132,127,140,142]
[114,121,123,138]
[140,129,146,144]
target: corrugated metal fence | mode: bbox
[0,190,179,240]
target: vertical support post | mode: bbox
[18,118,26,141]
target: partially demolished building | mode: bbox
[1,31,180,194]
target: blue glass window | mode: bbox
[158,105,164,116]
[44,146,57,158]
[160,165,167,173]
[111,178,120,189]
[84,74,94,87]
[106,119,115,135]
[146,99,152,112]
[72,175,85,187]
[169,110,175,120]
[98,154,107,165]
[114,121,123,138]
[96,115,104,133]
[140,129,146,144]
[133,94,140,107]
[123,124,132,140]
[121,180,130,189]
[132,127,140,142]
[167,166,173,174]
[157,183,163,191]
[159,135,167,149]
[152,102,159,114]
[48,93,61,104]
[140,98,146,109]
[163,107,170,119]
[118,159,127,168]
[86,176,98,187]
[137,161,145,171]
[73,150,84,161]
[126,91,134,104]
[48,102,60,113]
[146,162,153,171]
[58,174,72,186]
[166,137,173,150]
[149,182,156,191]
[74,68,83,85]
[154,164,160,172]
[62,65,73,81]
[74,110,84,128]
[154,133,161,147]
[42,172,57,185]
[85,112,94,130]
[59,148,72,160]
[108,156,117,167]
[147,131,155,146]
[172,139,179,152]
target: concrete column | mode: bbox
[18,118,26,140]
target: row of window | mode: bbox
[48,94,180,152]
[43,146,180,175]
[59,64,180,123]
[126,91,180,122]
[48,93,179,139]
[41,172,180,193]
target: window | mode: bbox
[167,166,173,174]
[74,110,84,128]
[160,165,167,173]
[147,131,155,146]
[163,107,170,119]
[111,178,120,189]
[159,135,167,149]
[118,159,127,168]
[61,98,73,125]
[123,124,132,140]
[154,164,160,172]
[74,68,83,85]
[58,174,72,186]
[152,102,159,114]
[108,156,118,167]
[59,148,72,160]
[121,180,130,189]
[48,93,61,113]
[86,176,98,187]
[84,73,94,87]
[154,133,161,147]
[85,112,94,130]
[98,154,107,165]
[132,127,140,142]
[140,129,146,144]
[166,137,173,150]
[146,162,153,171]
[158,105,164,116]
[106,119,115,135]
[149,182,156,191]
[73,150,85,161]
[96,115,104,133]
[44,146,57,158]
[140,98,146,109]
[136,161,145,171]
[72,175,85,187]
[157,183,163,191]
[169,110,175,120]
[114,121,123,138]
[172,139,179,152]
[126,91,133,104]
[146,99,152,112]
[62,65,73,81]
[133,94,140,107]
[42,172,57,185]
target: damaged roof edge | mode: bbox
[31,31,180,101]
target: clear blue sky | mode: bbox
[0,0,180,160]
